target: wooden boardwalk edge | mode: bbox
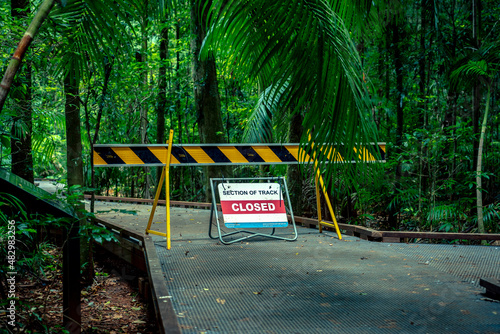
[479,278,500,299]
[93,217,182,333]
[143,236,182,334]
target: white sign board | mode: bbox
[218,183,288,228]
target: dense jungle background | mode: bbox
[1,0,499,235]
[1,0,500,331]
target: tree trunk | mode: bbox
[417,0,427,130]
[10,0,34,183]
[471,0,481,170]
[446,0,458,200]
[388,19,404,230]
[472,0,483,228]
[416,0,428,214]
[0,0,55,113]
[384,23,391,140]
[140,2,151,199]
[84,58,112,213]
[64,71,84,193]
[476,86,490,238]
[173,19,183,198]
[175,20,182,145]
[63,63,84,331]
[190,0,229,202]
[156,22,168,198]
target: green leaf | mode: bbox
[204,0,381,191]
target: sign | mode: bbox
[218,183,288,228]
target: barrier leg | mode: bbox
[308,130,342,240]
[315,167,342,240]
[145,165,167,237]
[165,130,174,249]
[145,130,174,250]
[315,171,323,233]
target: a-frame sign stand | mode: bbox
[208,176,298,244]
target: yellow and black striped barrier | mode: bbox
[93,143,386,167]
[92,134,386,249]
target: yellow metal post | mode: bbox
[315,167,342,240]
[165,129,174,249]
[145,130,174,249]
[315,172,323,233]
[145,166,167,235]
[308,132,342,240]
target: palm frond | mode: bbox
[427,204,467,222]
[49,0,139,81]
[204,0,380,190]
[450,42,500,90]
[450,60,488,88]
[243,82,288,143]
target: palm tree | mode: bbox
[202,0,380,190]
[451,44,500,237]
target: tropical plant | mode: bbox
[203,0,381,192]
[450,43,500,235]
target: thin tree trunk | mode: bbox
[471,0,481,170]
[472,0,483,229]
[476,86,490,237]
[64,72,84,193]
[10,0,34,183]
[0,0,55,113]
[175,20,182,145]
[388,19,404,230]
[140,2,151,199]
[156,22,168,197]
[385,24,391,141]
[448,0,458,199]
[416,0,428,213]
[84,58,112,213]
[174,19,183,198]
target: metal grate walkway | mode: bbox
[153,208,500,334]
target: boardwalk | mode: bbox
[94,201,500,334]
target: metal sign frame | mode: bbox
[209,177,298,245]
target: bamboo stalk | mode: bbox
[0,0,56,113]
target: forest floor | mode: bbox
[13,246,159,333]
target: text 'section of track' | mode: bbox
[93,144,386,167]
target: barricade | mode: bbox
[92,129,386,249]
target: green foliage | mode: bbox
[0,183,121,330]
[204,0,381,193]
[1,0,500,239]
[471,203,500,232]
[0,192,26,224]
[0,192,67,331]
